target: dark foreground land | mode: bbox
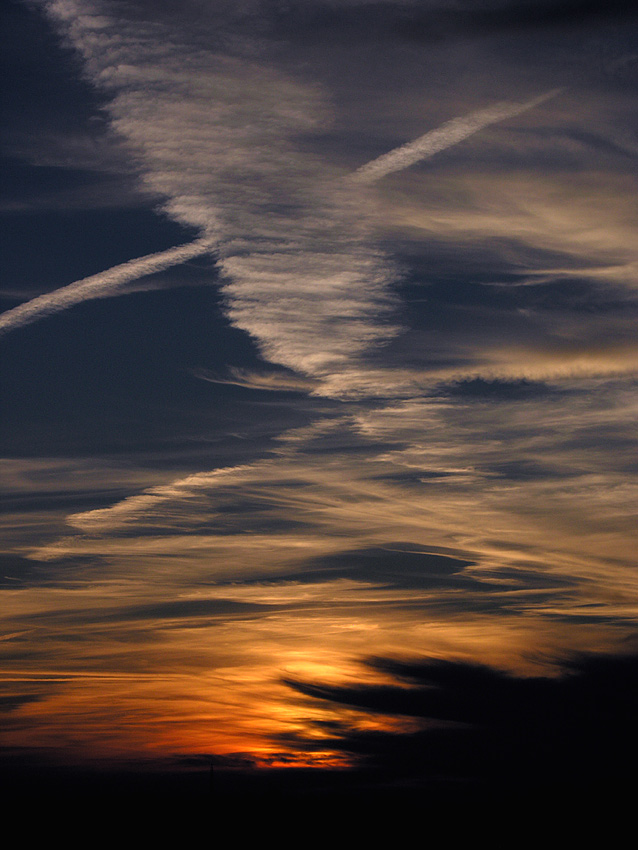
[2,760,633,842]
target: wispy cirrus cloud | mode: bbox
[31,381,638,603]
[4,0,562,394]
[192,366,319,394]
[11,0,633,617]
[385,169,638,292]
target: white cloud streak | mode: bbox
[0,237,213,336]
[349,89,563,184]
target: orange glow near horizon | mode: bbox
[2,581,636,771]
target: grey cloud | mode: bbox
[300,545,476,591]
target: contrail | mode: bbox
[349,89,563,184]
[0,237,213,336]
[0,91,560,337]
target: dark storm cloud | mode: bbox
[283,650,638,798]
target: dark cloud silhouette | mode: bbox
[283,651,638,805]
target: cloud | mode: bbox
[0,237,213,336]
[2,0,637,791]
[283,649,638,799]
[193,367,319,394]
[26,384,638,615]
[349,89,563,184]
[6,1,385,374]
[6,1,564,390]
[387,169,638,292]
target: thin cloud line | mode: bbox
[349,89,563,184]
[0,237,214,337]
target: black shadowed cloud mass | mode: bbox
[283,650,638,803]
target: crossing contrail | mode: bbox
[0,91,560,337]
[349,89,563,184]
[0,237,214,337]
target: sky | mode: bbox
[1,0,637,806]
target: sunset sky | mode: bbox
[1,0,637,803]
